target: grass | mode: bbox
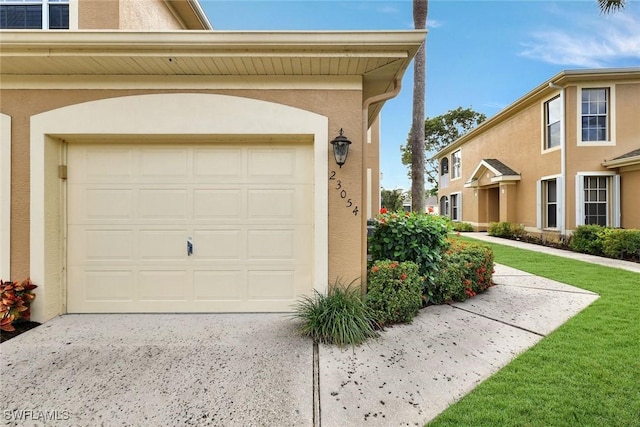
[427,236,640,427]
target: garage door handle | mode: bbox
[187,237,193,256]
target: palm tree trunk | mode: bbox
[411,0,428,213]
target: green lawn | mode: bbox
[427,236,640,427]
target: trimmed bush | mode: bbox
[427,239,495,304]
[600,228,640,260]
[292,282,378,347]
[452,222,475,232]
[368,211,450,288]
[570,224,605,255]
[367,260,423,326]
[488,221,525,239]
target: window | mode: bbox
[544,179,557,228]
[439,195,449,217]
[451,150,461,179]
[0,0,69,29]
[440,158,449,176]
[544,96,561,149]
[581,88,609,142]
[583,176,608,226]
[576,174,620,228]
[450,193,461,221]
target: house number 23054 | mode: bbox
[329,171,359,216]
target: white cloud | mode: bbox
[427,19,443,28]
[520,10,640,67]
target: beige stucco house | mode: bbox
[0,0,425,322]
[436,68,640,238]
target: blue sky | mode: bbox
[199,0,640,191]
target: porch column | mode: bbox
[499,183,517,223]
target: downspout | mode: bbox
[549,82,566,236]
[360,78,402,288]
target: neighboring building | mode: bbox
[0,0,424,322]
[436,68,640,237]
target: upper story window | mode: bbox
[440,158,449,176]
[0,0,69,29]
[544,95,561,149]
[451,150,461,179]
[581,88,609,142]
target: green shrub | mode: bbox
[488,221,525,238]
[452,222,475,232]
[368,211,450,288]
[292,282,378,347]
[570,224,605,255]
[600,228,640,260]
[366,260,423,326]
[427,240,495,304]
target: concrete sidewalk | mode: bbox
[1,261,600,427]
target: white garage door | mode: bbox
[67,142,313,313]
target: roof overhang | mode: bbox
[0,30,425,126]
[465,159,521,188]
[166,0,212,30]
[602,154,640,170]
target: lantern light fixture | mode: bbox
[330,128,351,168]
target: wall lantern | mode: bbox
[330,128,351,168]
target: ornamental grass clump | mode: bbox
[367,260,422,326]
[292,282,378,347]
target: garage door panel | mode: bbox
[191,229,242,260]
[139,230,188,260]
[67,142,313,313]
[193,189,243,219]
[193,148,243,179]
[83,148,134,182]
[139,148,188,179]
[139,270,190,301]
[138,189,188,219]
[247,270,296,300]
[84,271,134,302]
[194,270,244,301]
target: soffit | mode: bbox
[0,30,425,124]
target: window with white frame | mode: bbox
[576,174,620,227]
[439,195,449,217]
[544,179,557,228]
[0,0,69,29]
[450,192,461,221]
[544,95,561,149]
[581,88,609,142]
[451,150,461,179]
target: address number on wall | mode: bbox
[329,171,359,216]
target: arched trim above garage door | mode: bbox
[30,93,328,321]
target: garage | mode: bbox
[66,141,313,313]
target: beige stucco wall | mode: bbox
[78,0,185,29]
[120,0,183,30]
[2,88,365,298]
[78,0,119,29]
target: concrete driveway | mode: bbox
[1,264,599,427]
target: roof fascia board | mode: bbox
[434,67,640,158]
[602,155,640,169]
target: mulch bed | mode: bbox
[0,321,41,343]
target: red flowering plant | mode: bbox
[1,278,37,332]
[366,260,422,326]
[426,239,494,305]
